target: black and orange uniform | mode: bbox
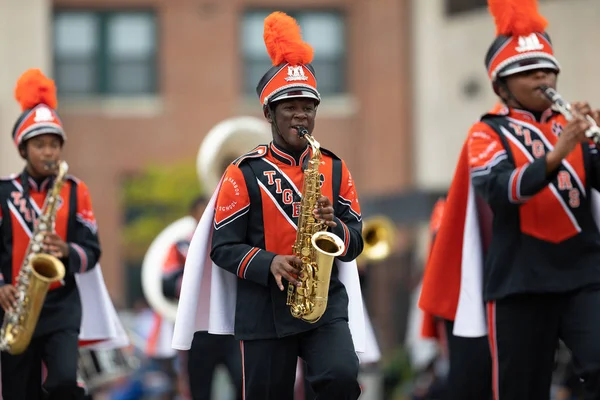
[208,12,364,400]
[211,142,363,398]
[212,144,362,339]
[0,174,100,334]
[469,104,600,399]
[451,1,600,399]
[162,239,189,299]
[0,69,101,400]
[161,236,243,400]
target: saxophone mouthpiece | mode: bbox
[294,126,309,137]
[43,162,56,171]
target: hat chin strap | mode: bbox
[498,79,527,111]
[268,105,285,143]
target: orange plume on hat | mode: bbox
[14,68,58,111]
[488,0,548,37]
[263,12,314,66]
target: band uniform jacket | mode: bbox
[0,171,101,337]
[210,142,364,340]
[162,238,190,300]
[420,103,600,337]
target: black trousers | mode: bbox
[488,287,600,400]
[1,329,84,400]
[188,331,243,400]
[442,319,493,400]
[241,318,360,400]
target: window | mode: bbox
[241,10,347,97]
[445,0,487,15]
[53,10,157,96]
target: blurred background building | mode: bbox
[1,0,599,398]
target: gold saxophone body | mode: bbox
[286,127,345,323]
[0,161,68,355]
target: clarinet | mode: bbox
[540,85,600,144]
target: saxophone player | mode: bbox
[0,69,101,400]
[420,0,600,398]
[172,11,367,400]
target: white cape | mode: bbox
[77,265,130,350]
[172,181,371,357]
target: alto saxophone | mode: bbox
[0,161,68,354]
[286,127,345,323]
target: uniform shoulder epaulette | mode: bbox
[320,147,341,160]
[66,175,81,184]
[0,173,19,182]
[232,144,268,167]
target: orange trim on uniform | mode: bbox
[146,312,162,356]
[487,301,500,400]
[238,247,260,279]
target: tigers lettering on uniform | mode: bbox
[501,118,585,211]
[256,160,302,228]
[468,110,588,244]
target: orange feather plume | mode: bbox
[263,12,314,66]
[14,69,58,111]
[488,0,548,37]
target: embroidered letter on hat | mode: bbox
[515,33,544,53]
[33,107,56,123]
[285,66,309,82]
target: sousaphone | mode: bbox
[141,116,272,322]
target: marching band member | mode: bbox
[173,11,368,400]
[419,198,492,399]
[161,196,242,400]
[0,69,126,400]
[421,0,600,398]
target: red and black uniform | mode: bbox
[422,1,600,398]
[470,105,600,299]
[211,142,363,398]
[469,105,600,399]
[161,239,189,300]
[161,236,243,400]
[0,172,100,399]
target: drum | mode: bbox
[78,346,139,393]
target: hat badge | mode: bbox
[285,65,309,82]
[33,106,55,123]
[515,33,544,53]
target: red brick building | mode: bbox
[50,0,413,352]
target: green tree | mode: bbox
[121,159,203,262]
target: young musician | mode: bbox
[162,196,242,400]
[173,11,368,400]
[421,0,600,398]
[0,69,101,400]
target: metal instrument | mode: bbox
[287,126,345,323]
[78,346,139,393]
[0,161,68,354]
[141,116,272,322]
[357,215,396,266]
[540,85,600,143]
